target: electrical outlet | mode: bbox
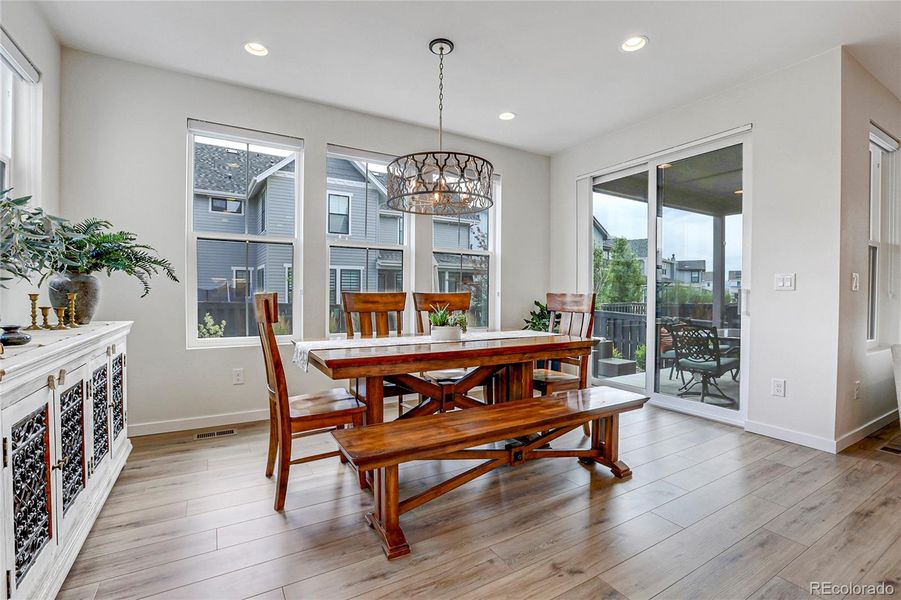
[854,380,861,401]
[232,368,244,385]
[771,378,786,397]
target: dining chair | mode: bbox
[412,291,495,405]
[670,323,738,404]
[342,291,413,415]
[254,292,367,511]
[534,292,596,435]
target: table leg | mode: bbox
[504,361,534,402]
[602,414,631,478]
[365,376,384,425]
[365,464,410,559]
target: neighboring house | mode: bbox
[674,259,706,284]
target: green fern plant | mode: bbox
[53,218,178,297]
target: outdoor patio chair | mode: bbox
[670,323,738,404]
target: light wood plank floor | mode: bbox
[58,405,901,600]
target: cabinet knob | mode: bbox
[52,456,71,471]
[58,369,67,386]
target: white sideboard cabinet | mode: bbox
[0,322,132,599]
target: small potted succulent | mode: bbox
[428,304,468,341]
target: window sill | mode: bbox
[187,335,294,350]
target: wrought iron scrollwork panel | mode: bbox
[11,405,52,584]
[60,380,86,513]
[111,353,125,438]
[92,364,109,463]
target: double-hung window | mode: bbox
[187,119,303,346]
[1,26,41,196]
[326,145,409,335]
[867,125,899,343]
[432,176,500,329]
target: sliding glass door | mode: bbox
[588,135,748,422]
[591,168,649,390]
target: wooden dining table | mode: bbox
[302,332,599,427]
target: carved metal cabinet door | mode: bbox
[51,364,90,544]
[109,341,128,458]
[86,352,112,484]
[1,385,56,600]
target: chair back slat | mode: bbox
[412,292,471,334]
[342,292,406,337]
[254,293,290,421]
[546,293,595,338]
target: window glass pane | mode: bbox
[328,246,404,334]
[328,214,349,235]
[327,156,402,244]
[193,135,295,236]
[433,252,489,328]
[867,245,878,340]
[433,213,489,250]
[197,239,294,337]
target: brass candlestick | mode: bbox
[67,293,79,328]
[26,293,42,330]
[53,307,69,330]
[39,306,52,329]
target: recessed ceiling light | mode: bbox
[658,163,672,169]
[734,189,744,195]
[621,36,648,52]
[498,112,516,121]
[244,42,269,56]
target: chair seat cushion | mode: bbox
[423,368,467,383]
[288,388,364,418]
[660,350,676,359]
[677,356,740,374]
[533,368,580,384]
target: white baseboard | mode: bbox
[129,408,269,436]
[745,420,839,453]
[835,408,900,453]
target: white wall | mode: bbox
[550,49,845,450]
[835,50,901,449]
[0,1,60,318]
[58,49,549,433]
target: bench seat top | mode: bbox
[332,386,648,470]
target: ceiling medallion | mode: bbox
[386,38,494,215]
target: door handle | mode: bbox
[741,288,750,317]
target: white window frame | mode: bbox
[209,196,245,215]
[186,120,303,348]
[867,125,899,345]
[325,145,411,337]
[327,190,352,235]
[432,175,501,330]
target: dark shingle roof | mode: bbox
[193,143,295,196]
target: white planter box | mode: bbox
[431,326,462,342]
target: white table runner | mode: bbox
[292,329,559,372]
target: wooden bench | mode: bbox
[332,386,649,559]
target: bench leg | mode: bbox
[366,465,411,559]
[601,414,631,478]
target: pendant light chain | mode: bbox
[438,48,445,152]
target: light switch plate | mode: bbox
[774,273,796,291]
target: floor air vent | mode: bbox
[879,442,901,456]
[194,428,237,441]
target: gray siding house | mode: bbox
[194,141,486,336]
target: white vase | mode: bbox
[431,326,462,341]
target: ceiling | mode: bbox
[37,1,901,155]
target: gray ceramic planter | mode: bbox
[48,273,101,324]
